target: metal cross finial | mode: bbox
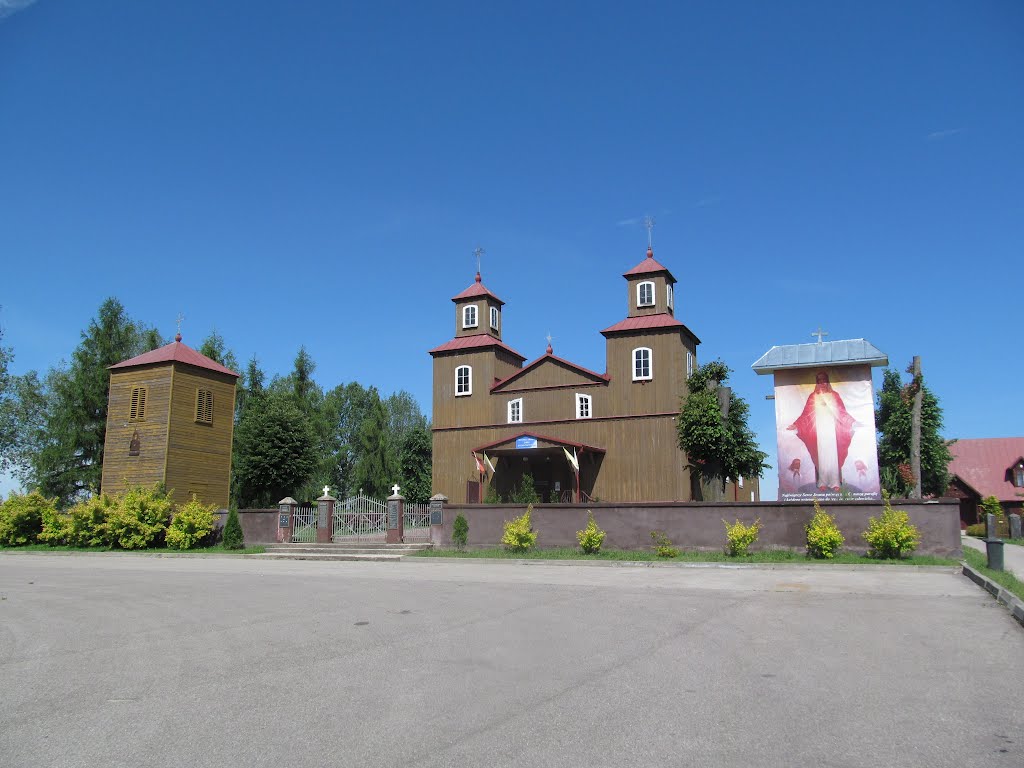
[473,246,485,274]
[175,313,185,334]
[391,483,401,496]
[643,215,655,248]
[545,332,553,354]
[812,326,829,344]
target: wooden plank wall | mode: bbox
[101,366,173,496]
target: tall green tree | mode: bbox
[324,382,379,497]
[198,329,240,373]
[875,366,954,497]
[0,320,15,473]
[232,390,317,508]
[13,299,161,507]
[677,361,768,501]
[352,393,394,498]
[398,424,432,503]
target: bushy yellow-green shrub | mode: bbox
[501,505,537,552]
[723,518,761,557]
[0,490,56,546]
[37,505,71,546]
[63,493,117,547]
[863,497,920,559]
[166,495,217,550]
[805,501,844,559]
[576,510,606,554]
[965,523,987,538]
[650,530,679,558]
[105,485,172,550]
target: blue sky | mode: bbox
[2,1,1022,498]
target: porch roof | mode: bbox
[473,432,606,456]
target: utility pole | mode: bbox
[911,355,922,499]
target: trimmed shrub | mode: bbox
[166,495,217,550]
[64,493,117,548]
[452,512,469,551]
[0,491,56,546]
[501,505,537,553]
[106,485,172,550]
[805,501,844,559]
[724,518,761,557]
[650,530,679,558]
[981,495,1004,522]
[863,497,920,559]
[222,507,244,550]
[965,523,987,538]
[37,505,71,546]
[576,511,606,554]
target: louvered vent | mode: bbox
[129,386,147,421]
[195,388,213,424]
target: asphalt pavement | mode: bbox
[1,554,1022,768]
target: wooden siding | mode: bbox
[162,364,236,509]
[494,357,604,393]
[101,366,173,495]
[626,274,673,318]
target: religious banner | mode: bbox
[773,364,881,501]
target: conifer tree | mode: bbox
[352,394,394,498]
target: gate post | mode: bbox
[317,488,335,544]
[387,485,404,544]
[277,497,297,543]
[429,493,447,545]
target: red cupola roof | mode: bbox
[623,247,675,281]
[451,272,505,306]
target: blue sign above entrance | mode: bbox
[515,436,538,450]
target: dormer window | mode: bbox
[633,347,652,381]
[490,306,498,330]
[462,305,478,329]
[1015,464,1024,488]
[508,398,522,423]
[456,365,472,396]
[637,281,655,308]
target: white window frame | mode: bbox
[455,365,472,396]
[490,305,498,330]
[667,283,674,311]
[507,398,522,424]
[462,305,478,329]
[637,281,655,308]
[686,351,693,379]
[633,347,653,381]
[576,393,592,419]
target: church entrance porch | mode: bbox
[473,435,604,504]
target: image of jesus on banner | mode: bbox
[786,371,857,491]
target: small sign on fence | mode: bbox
[279,514,290,528]
[317,502,328,528]
[429,499,443,526]
[387,500,399,530]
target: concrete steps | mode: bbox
[252,542,433,562]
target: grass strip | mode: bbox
[962,547,1024,602]
[413,547,957,566]
[0,543,266,555]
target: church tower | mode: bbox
[100,334,239,509]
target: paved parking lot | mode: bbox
[1,554,1022,768]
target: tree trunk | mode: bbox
[911,356,922,499]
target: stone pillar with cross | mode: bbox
[316,486,335,544]
[387,484,404,544]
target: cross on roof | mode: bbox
[812,326,829,344]
[643,215,655,248]
[176,313,184,334]
[474,246,485,274]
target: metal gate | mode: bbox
[403,502,431,541]
[290,505,317,543]
[332,494,387,541]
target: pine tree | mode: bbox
[222,506,244,549]
[398,424,432,503]
[875,367,954,497]
[352,394,394,498]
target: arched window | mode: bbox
[455,365,472,396]
[462,305,478,329]
[508,398,522,423]
[637,281,655,307]
[576,393,592,419]
[490,306,499,330]
[632,347,652,381]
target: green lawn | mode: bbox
[0,543,266,555]
[413,547,958,566]
[962,547,1024,602]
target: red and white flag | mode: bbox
[473,452,485,474]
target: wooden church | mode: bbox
[429,246,758,503]
[100,333,239,508]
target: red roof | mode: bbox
[600,313,701,344]
[491,352,608,391]
[451,272,505,306]
[948,438,1024,502]
[428,333,525,360]
[109,338,239,378]
[623,247,675,280]
[473,432,606,455]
